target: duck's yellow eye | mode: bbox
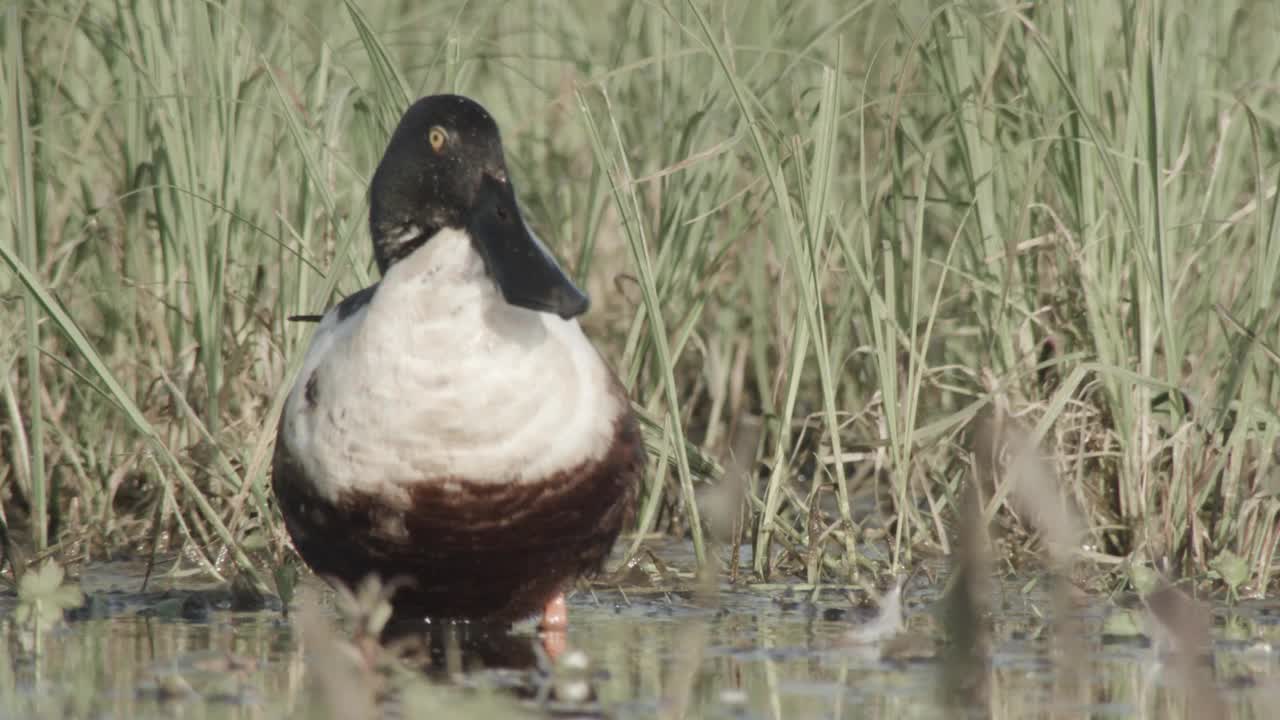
[428,126,447,152]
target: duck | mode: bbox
[271,94,644,630]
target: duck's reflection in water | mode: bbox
[378,615,603,713]
[380,618,544,690]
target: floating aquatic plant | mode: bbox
[14,560,83,658]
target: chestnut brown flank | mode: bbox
[271,411,643,621]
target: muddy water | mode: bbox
[2,549,1279,719]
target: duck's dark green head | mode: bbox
[369,94,589,320]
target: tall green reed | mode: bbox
[1,0,1276,592]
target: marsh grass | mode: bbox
[1,0,1279,600]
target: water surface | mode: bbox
[2,547,1278,719]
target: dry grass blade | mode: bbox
[295,590,382,719]
[937,414,998,712]
[1143,582,1228,720]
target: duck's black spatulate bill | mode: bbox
[468,174,589,320]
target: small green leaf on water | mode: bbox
[1210,550,1248,591]
[1101,608,1144,637]
[15,560,84,633]
[1222,613,1252,642]
[1128,564,1160,595]
[19,560,84,610]
[18,560,66,600]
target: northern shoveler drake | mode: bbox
[271,95,644,630]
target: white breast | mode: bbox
[279,229,623,504]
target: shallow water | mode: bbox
[2,546,1279,719]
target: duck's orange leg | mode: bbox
[539,592,568,630]
[538,592,568,660]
